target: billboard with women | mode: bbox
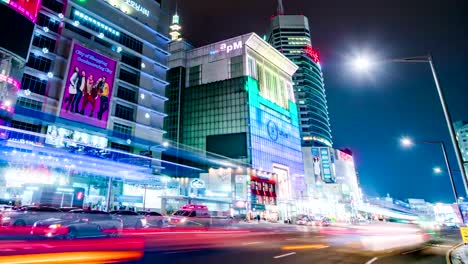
[60,43,116,128]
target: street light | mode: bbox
[354,54,467,195]
[399,137,459,203]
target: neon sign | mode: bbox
[124,0,150,17]
[209,41,243,55]
[2,0,42,23]
[0,73,21,90]
[304,45,320,63]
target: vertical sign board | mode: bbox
[319,147,336,183]
[59,43,117,129]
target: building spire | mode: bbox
[277,0,284,15]
[169,1,182,41]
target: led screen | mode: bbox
[3,0,41,22]
[206,133,247,159]
[59,43,117,128]
[0,3,34,60]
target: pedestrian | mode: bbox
[257,214,260,223]
[64,66,79,111]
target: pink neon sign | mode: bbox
[5,0,42,23]
[0,73,21,90]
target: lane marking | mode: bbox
[365,257,378,264]
[273,252,296,259]
[281,244,329,250]
[285,238,298,241]
[243,241,262,245]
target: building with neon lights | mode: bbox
[165,33,306,220]
[10,0,170,157]
[454,121,468,174]
[268,15,333,147]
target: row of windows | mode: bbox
[230,56,243,78]
[21,74,47,95]
[32,34,56,52]
[27,54,52,73]
[11,120,41,133]
[121,52,142,69]
[37,13,60,33]
[116,86,137,103]
[41,0,64,13]
[110,142,133,153]
[119,69,140,86]
[113,123,133,137]
[16,97,43,111]
[115,104,135,122]
[188,65,201,86]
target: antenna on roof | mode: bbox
[277,0,284,15]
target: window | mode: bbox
[113,123,133,137]
[117,86,137,103]
[256,63,264,91]
[16,97,43,111]
[121,52,141,69]
[230,55,243,78]
[21,74,47,95]
[70,8,119,42]
[37,13,60,33]
[11,120,41,132]
[27,55,52,73]
[32,35,56,52]
[115,104,135,121]
[119,69,139,86]
[41,0,64,13]
[119,33,143,53]
[189,65,201,86]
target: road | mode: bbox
[0,222,460,263]
[130,223,460,264]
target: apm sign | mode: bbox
[209,41,243,55]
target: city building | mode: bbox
[11,0,170,155]
[302,146,361,219]
[268,8,332,147]
[164,32,306,220]
[0,0,207,212]
[455,121,468,162]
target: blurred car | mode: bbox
[0,206,62,228]
[295,215,311,225]
[321,217,331,226]
[137,211,166,227]
[169,205,231,227]
[110,210,145,228]
[31,209,123,238]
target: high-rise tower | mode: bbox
[268,3,332,147]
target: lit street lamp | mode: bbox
[353,54,468,195]
[399,137,459,203]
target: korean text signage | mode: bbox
[60,43,117,129]
[209,41,243,55]
[124,0,149,17]
[45,125,108,149]
[3,0,41,22]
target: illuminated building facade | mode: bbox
[268,15,333,147]
[10,0,170,155]
[454,121,468,175]
[0,0,193,212]
[165,33,306,219]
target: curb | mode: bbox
[446,242,464,264]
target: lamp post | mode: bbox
[400,137,459,203]
[353,54,467,195]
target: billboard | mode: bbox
[311,147,336,184]
[60,43,117,128]
[3,0,42,22]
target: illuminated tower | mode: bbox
[268,3,332,147]
[169,11,181,41]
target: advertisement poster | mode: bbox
[5,0,42,22]
[45,125,108,149]
[60,43,116,129]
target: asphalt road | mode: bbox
[130,224,461,264]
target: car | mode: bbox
[31,209,123,239]
[110,210,146,228]
[0,206,63,228]
[295,215,311,225]
[137,211,166,227]
[169,205,232,227]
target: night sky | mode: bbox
[165,0,468,203]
